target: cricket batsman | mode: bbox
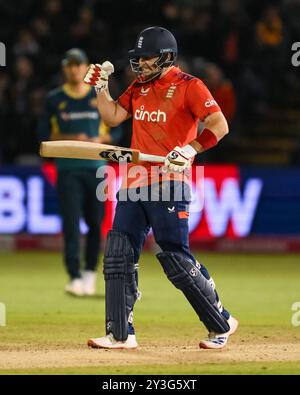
[84,27,238,349]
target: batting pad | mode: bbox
[157,252,230,333]
[103,231,138,341]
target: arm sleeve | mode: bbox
[185,79,221,121]
[98,120,123,144]
[99,120,110,138]
[117,84,134,114]
[37,95,52,142]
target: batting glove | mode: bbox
[165,145,197,172]
[83,61,114,93]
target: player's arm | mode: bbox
[165,111,229,172]
[83,62,129,127]
[96,89,129,127]
[165,79,229,172]
[189,111,229,154]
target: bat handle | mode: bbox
[139,153,165,163]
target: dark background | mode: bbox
[0,0,299,166]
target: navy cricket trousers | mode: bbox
[112,181,231,323]
[112,182,194,262]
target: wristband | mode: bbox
[196,128,218,151]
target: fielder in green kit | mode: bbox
[38,48,122,296]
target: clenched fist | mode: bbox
[84,61,114,92]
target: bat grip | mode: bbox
[139,153,165,163]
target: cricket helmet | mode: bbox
[128,26,178,82]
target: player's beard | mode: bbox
[130,59,162,83]
[130,53,174,83]
[137,63,162,83]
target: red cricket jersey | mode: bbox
[118,66,221,188]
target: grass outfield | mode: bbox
[0,251,300,374]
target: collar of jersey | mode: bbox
[63,83,92,99]
[153,66,181,88]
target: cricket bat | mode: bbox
[39,141,167,164]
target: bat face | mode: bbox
[39,141,140,163]
[40,141,166,164]
[99,149,134,163]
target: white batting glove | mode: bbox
[83,61,114,93]
[165,145,197,172]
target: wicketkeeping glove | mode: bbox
[83,61,114,92]
[165,145,198,172]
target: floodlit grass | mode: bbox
[0,251,300,374]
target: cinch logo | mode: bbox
[0,42,6,66]
[134,105,167,123]
[205,99,218,108]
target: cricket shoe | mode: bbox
[82,270,97,295]
[65,278,84,296]
[87,333,138,349]
[199,316,239,350]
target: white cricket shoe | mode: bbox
[199,316,239,350]
[65,278,84,296]
[82,270,97,295]
[87,333,138,349]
